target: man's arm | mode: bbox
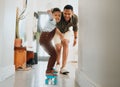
[73,14,78,46]
[74,31,78,39]
[73,31,78,46]
[56,28,64,41]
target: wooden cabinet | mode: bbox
[27,51,34,62]
[14,47,26,70]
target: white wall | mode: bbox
[76,0,120,87]
[36,0,78,14]
[0,0,16,81]
[0,0,5,65]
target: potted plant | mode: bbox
[14,7,22,47]
[15,0,27,47]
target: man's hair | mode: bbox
[64,5,73,11]
[52,8,61,13]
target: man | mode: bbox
[53,5,78,74]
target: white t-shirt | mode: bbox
[40,14,56,32]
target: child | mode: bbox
[39,8,64,76]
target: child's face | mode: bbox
[52,11,61,23]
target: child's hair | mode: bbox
[52,8,61,13]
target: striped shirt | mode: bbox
[40,14,56,32]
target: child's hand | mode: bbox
[47,9,52,15]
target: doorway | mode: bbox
[35,0,79,63]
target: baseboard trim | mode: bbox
[0,65,15,82]
[75,69,100,87]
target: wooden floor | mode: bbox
[0,61,79,87]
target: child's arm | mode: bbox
[56,28,64,40]
[47,10,53,21]
[42,10,56,32]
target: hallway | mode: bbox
[1,0,120,87]
[0,61,79,87]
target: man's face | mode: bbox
[63,9,73,22]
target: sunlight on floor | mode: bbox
[0,61,78,87]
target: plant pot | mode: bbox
[14,38,22,47]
